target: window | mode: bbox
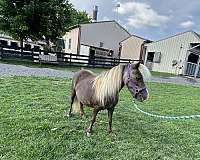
[0,40,8,46]
[10,42,18,48]
[68,38,71,49]
[147,52,155,62]
[33,46,40,50]
[25,44,31,49]
[99,42,104,47]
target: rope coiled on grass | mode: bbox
[134,103,200,120]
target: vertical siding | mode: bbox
[120,36,145,60]
[80,22,130,58]
[145,32,200,74]
[63,28,79,54]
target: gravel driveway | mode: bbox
[0,63,200,87]
[0,63,73,78]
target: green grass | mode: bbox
[151,71,175,77]
[1,76,200,159]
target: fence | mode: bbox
[0,45,141,68]
[185,62,200,77]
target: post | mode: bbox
[93,55,95,67]
[0,46,2,60]
[69,53,72,65]
[33,49,40,63]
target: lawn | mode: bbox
[0,76,200,160]
[151,71,175,77]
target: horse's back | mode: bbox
[73,69,95,85]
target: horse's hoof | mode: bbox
[108,130,112,134]
[86,131,91,137]
[85,129,91,137]
[80,115,87,119]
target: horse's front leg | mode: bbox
[86,107,101,136]
[107,108,114,134]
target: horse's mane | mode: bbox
[138,64,151,81]
[92,65,123,106]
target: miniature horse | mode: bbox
[68,62,150,135]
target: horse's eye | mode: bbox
[136,77,141,81]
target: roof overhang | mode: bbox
[188,44,200,55]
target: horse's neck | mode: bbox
[118,65,126,93]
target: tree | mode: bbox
[0,0,29,50]
[73,10,92,25]
[0,0,91,50]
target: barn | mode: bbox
[144,31,200,77]
[119,35,151,61]
[63,20,131,59]
[0,33,45,50]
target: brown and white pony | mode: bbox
[68,62,150,135]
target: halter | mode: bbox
[126,63,147,96]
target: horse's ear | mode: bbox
[132,62,140,69]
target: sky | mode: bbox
[69,0,200,41]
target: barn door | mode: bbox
[185,53,200,77]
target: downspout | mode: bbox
[118,43,122,58]
[139,41,148,64]
[77,26,81,55]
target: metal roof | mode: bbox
[67,20,131,36]
[146,30,200,45]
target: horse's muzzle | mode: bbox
[135,88,148,102]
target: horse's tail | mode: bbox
[71,75,80,114]
[71,95,81,113]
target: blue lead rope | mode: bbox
[134,103,200,120]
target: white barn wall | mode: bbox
[120,36,145,60]
[145,31,200,74]
[80,21,130,58]
[63,27,79,54]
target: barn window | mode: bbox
[147,52,155,62]
[25,44,31,49]
[0,40,8,46]
[10,42,18,48]
[68,38,71,49]
[33,46,40,50]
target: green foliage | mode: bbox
[73,10,92,25]
[0,77,200,159]
[0,0,91,46]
